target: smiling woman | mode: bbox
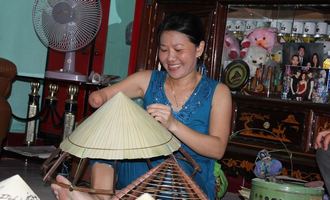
[51,12,232,200]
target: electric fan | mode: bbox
[32,0,102,82]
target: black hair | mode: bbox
[291,54,299,59]
[298,45,305,51]
[311,53,320,68]
[157,12,205,47]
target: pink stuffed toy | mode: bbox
[223,31,240,60]
[241,27,278,58]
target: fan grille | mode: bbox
[32,0,102,52]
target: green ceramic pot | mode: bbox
[249,178,324,200]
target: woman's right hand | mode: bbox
[146,103,178,131]
[88,90,106,108]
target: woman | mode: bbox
[288,69,301,100]
[311,53,320,68]
[51,13,232,200]
[306,71,315,101]
[295,72,307,101]
[290,54,299,66]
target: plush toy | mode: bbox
[222,31,240,61]
[270,44,283,64]
[241,27,278,58]
[243,45,269,78]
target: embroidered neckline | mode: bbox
[167,75,200,112]
[150,71,213,123]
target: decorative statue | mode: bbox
[253,149,283,179]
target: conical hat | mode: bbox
[60,92,181,159]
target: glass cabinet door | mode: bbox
[222,4,330,104]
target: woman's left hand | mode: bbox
[147,103,177,130]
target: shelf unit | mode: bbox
[129,0,330,191]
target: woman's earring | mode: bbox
[157,62,162,71]
[197,56,208,75]
[199,63,208,75]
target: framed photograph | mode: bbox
[282,65,329,103]
[282,43,324,68]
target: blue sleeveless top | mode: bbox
[143,70,218,199]
[99,70,218,199]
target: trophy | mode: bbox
[46,83,59,104]
[25,81,40,146]
[63,85,79,139]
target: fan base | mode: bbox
[45,70,87,82]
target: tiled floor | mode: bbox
[0,154,242,200]
[0,156,56,199]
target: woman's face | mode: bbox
[313,55,318,63]
[158,30,204,79]
[296,71,301,77]
[291,56,299,66]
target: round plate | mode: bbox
[223,60,250,91]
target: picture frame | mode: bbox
[282,42,324,68]
[282,65,329,103]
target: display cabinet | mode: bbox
[132,0,225,79]
[130,0,330,192]
[219,2,330,188]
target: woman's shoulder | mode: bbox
[128,70,153,81]
[215,82,231,94]
[212,82,231,101]
[133,70,166,77]
[129,70,166,89]
[133,69,153,76]
[124,70,153,89]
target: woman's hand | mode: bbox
[88,90,107,108]
[147,104,178,131]
[314,129,330,151]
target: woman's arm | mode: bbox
[205,83,232,159]
[290,77,295,95]
[88,70,152,108]
[308,81,314,99]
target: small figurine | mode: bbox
[253,149,282,179]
